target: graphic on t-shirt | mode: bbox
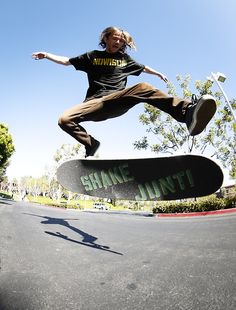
[93,58,127,67]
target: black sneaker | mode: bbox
[186,94,216,136]
[85,137,100,158]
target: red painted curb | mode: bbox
[155,207,236,218]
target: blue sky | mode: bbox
[1,0,236,180]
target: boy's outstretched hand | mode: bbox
[32,52,46,60]
[157,72,168,83]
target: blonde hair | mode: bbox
[99,26,137,52]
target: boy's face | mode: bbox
[105,31,125,53]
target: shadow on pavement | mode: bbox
[24,213,123,256]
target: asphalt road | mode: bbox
[0,199,236,310]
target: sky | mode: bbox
[1,0,236,183]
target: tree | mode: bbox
[53,143,83,165]
[134,75,236,178]
[0,123,15,181]
[52,143,84,202]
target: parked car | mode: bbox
[93,202,109,210]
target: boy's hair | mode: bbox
[99,26,137,52]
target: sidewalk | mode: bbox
[155,207,236,218]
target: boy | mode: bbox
[32,26,216,157]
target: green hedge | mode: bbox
[0,192,13,199]
[153,196,236,214]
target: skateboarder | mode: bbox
[32,26,216,157]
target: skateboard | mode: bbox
[57,155,224,201]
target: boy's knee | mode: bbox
[58,114,69,128]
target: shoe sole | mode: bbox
[189,95,216,136]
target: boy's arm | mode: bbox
[143,65,168,83]
[32,52,71,66]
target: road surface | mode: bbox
[0,199,236,309]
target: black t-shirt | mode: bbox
[69,50,145,100]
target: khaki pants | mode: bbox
[58,82,190,148]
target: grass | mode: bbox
[2,191,235,214]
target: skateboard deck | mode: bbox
[57,155,224,201]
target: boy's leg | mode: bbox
[57,93,136,156]
[58,82,216,153]
[58,99,105,156]
[102,82,190,122]
[102,82,216,134]
[57,86,149,148]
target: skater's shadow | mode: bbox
[24,213,123,256]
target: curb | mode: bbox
[155,207,236,218]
